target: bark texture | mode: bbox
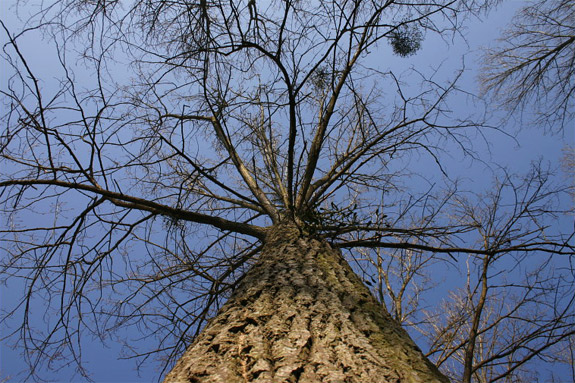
[163,224,449,383]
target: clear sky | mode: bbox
[0,0,572,382]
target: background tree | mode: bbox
[0,0,573,382]
[350,165,575,382]
[480,0,575,132]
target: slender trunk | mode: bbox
[462,255,490,383]
[164,224,449,383]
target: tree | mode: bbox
[480,0,575,132]
[421,169,574,383]
[0,0,573,382]
[350,165,575,383]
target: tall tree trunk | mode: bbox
[164,224,449,383]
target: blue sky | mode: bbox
[1,0,573,382]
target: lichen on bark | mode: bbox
[163,223,449,383]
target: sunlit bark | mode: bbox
[164,223,448,383]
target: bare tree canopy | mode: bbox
[0,0,573,382]
[480,0,575,131]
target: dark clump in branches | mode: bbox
[389,25,423,57]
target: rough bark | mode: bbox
[163,224,449,383]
